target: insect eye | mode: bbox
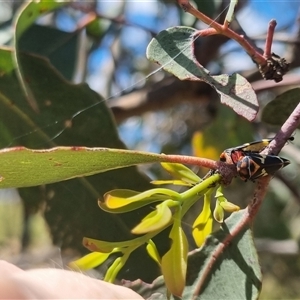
[236,157,251,181]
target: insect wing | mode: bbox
[220,137,293,181]
[252,154,290,178]
[237,153,290,181]
[241,136,294,153]
[220,139,273,164]
[238,139,272,152]
[223,136,294,156]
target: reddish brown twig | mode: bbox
[178,0,266,65]
[265,102,300,155]
[177,0,289,82]
[191,102,300,296]
[264,19,277,59]
[191,177,269,299]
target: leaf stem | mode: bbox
[180,173,220,201]
[224,0,238,29]
[181,174,221,215]
[161,154,219,170]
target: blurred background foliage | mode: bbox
[0,0,300,298]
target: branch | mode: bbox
[177,0,266,65]
[177,0,289,82]
[266,102,300,154]
[192,102,300,294]
[263,19,277,59]
[110,79,215,124]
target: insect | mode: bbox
[235,153,290,181]
[220,137,294,164]
[220,137,293,181]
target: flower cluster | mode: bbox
[70,163,239,297]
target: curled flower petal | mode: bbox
[100,188,180,213]
[214,201,224,223]
[83,236,143,253]
[220,201,240,212]
[69,251,111,271]
[151,179,193,186]
[161,210,188,297]
[131,201,174,234]
[161,162,201,185]
[192,192,213,247]
[146,239,161,265]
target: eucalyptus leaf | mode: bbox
[13,0,67,109]
[0,147,176,189]
[184,209,261,299]
[261,88,300,127]
[122,210,262,300]
[147,26,258,121]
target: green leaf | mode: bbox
[101,189,180,213]
[161,210,188,297]
[0,49,159,187]
[0,147,173,189]
[261,88,300,127]
[19,24,79,80]
[192,192,213,247]
[183,209,262,299]
[69,251,111,271]
[160,162,201,185]
[0,48,15,73]
[132,201,173,234]
[146,26,258,121]
[0,48,158,280]
[13,0,67,109]
[14,0,65,40]
[0,49,117,148]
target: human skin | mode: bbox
[0,260,144,299]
